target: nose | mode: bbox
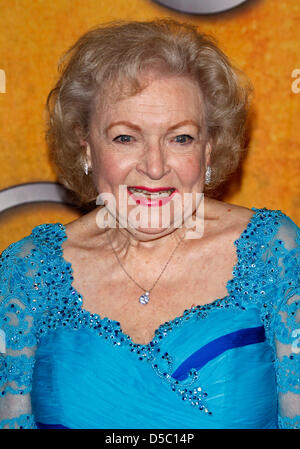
[136,140,171,180]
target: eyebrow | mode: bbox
[167,120,201,132]
[105,121,141,133]
[105,119,201,134]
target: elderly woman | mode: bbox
[0,19,299,430]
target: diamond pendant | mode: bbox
[139,291,150,305]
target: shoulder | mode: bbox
[0,221,66,304]
[234,205,299,251]
[62,206,107,252]
[268,211,300,249]
[207,199,298,232]
[203,199,299,253]
[0,229,37,277]
[1,223,67,268]
[248,207,299,252]
[0,222,76,339]
[203,199,255,240]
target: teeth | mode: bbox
[128,188,174,197]
[150,192,170,198]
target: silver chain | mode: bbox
[106,229,185,294]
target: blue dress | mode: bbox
[0,207,299,429]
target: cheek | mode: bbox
[94,153,132,189]
[176,156,203,185]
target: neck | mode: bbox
[107,225,185,255]
[94,195,216,255]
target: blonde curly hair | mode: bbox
[46,19,253,208]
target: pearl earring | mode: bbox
[205,166,211,184]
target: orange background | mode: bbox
[0,0,299,252]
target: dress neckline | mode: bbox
[37,207,281,348]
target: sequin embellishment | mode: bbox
[27,209,284,416]
[2,207,299,428]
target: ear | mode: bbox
[74,126,92,167]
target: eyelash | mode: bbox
[113,134,194,144]
[113,135,133,144]
[173,135,194,144]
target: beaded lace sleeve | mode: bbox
[0,237,38,429]
[268,215,300,429]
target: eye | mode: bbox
[113,135,133,144]
[174,134,194,144]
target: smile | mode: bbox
[127,186,177,207]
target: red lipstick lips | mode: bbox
[128,186,175,192]
[127,186,177,207]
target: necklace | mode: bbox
[106,229,185,305]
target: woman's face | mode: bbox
[85,72,211,239]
